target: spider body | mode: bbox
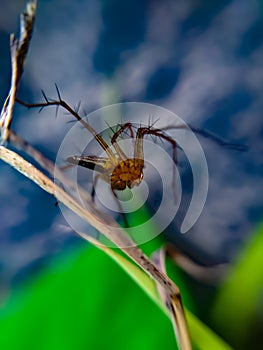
[66,120,175,193]
[110,158,144,190]
[67,151,145,191]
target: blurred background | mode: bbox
[0,0,263,349]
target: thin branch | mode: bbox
[9,130,56,176]
[0,0,37,143]
[8,130,94,207]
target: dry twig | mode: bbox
[0,0,37,143]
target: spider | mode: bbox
[16,86,247,225]
[16,86,178,198]
[67,122,178,193]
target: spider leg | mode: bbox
[112,122,134,141]
[111,122,134,160]
[91,173,100,202]
[59,163,75,171]
[135,127,178,202]
[16,86,118,163]
[112,190,130,228]
[89,171,130,227]
[67,155,111,174]
[189,125,248,151]
[162,124,248,151]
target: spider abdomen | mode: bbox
[111,159,144,190]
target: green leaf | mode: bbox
[212,224,263,348]
[0,244,232,350]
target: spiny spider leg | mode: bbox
[162,124,248,151]
[189,126,248,151]
[16,86,118,164]
[135,127,178,201]
[112,122,134,142]
[111,122,134,161]
[67,155,109,174]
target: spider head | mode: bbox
[111,158,144,191]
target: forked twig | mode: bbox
[0,0,37,143]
